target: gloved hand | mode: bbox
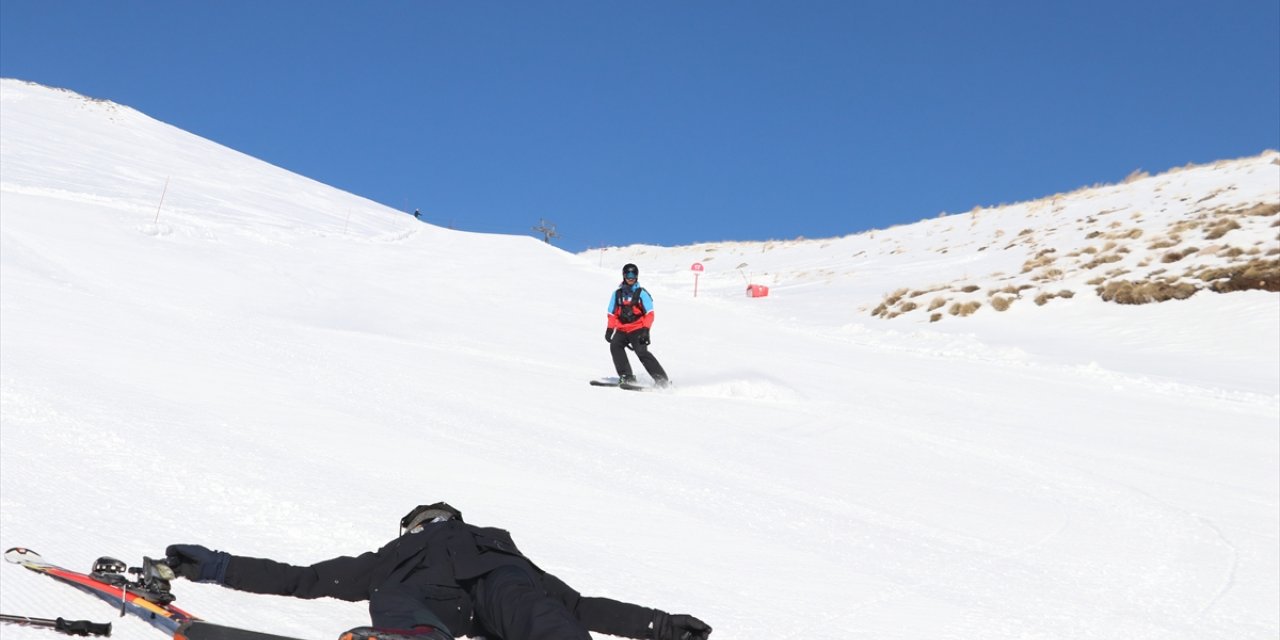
[635,328,651,345]
[165,544,231,584]
[605,328,616,343]
[652,611,712,640]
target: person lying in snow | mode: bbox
[163,502,711,640]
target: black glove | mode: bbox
[165,544,231,584]
[605,328,616,343]
[635,328,651,345]
[653,611,712,640]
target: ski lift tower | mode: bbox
[533,219,559,244]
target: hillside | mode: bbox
[595,152,1279,321]
[2,79,1277,640]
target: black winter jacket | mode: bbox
[220,520,656,638]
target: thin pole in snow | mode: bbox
[153,177,170,225]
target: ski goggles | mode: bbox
[624,271,638,279]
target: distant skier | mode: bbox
[606,263,670,387]
[162,502,711,640]
[413,208,422,220]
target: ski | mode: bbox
[175,621,309,640]
[4,548,310,640]
[0,613,112,636]
[589,378,662,391]
[4,547,196,635]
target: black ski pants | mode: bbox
[610,329,668,382]
[469,564,591,640]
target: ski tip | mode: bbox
[4,547,41,563]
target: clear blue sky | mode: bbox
[3,1,1277,252]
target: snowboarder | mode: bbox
[162,502,711,640]
[413,209,422,220]
[606,263,670,387]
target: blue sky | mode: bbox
[3,1,1277,252]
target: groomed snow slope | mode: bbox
[2,79,1277,640]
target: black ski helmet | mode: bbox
[400,502,462,534]
[622,263,639,279]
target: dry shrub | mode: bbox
[1123,168,1150,183]
[1170,220,1202,234]
[991,296,1014,311]
[1204,218,1242,240]
[1086,276,1106,285]
[1234,202,1280,217]
[1039,268,1064,281]
[1033,290,1075,306]
[1162,247,1199,263]
[899,301,919,312]
[1084,253,1123,269]
[927,297,947,311]
[1021,251,1057,273]
[989,284,1032,296]
[930,313,942,323]
[1097,279,1199,304]
[1196,259,1280,293]
[960,285,980,293]
[949,301,982,316]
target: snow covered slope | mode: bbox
[2,79,1277,639]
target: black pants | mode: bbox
[610,330,668,382]
[471,564,591,640]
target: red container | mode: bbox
[746,284,770,298]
